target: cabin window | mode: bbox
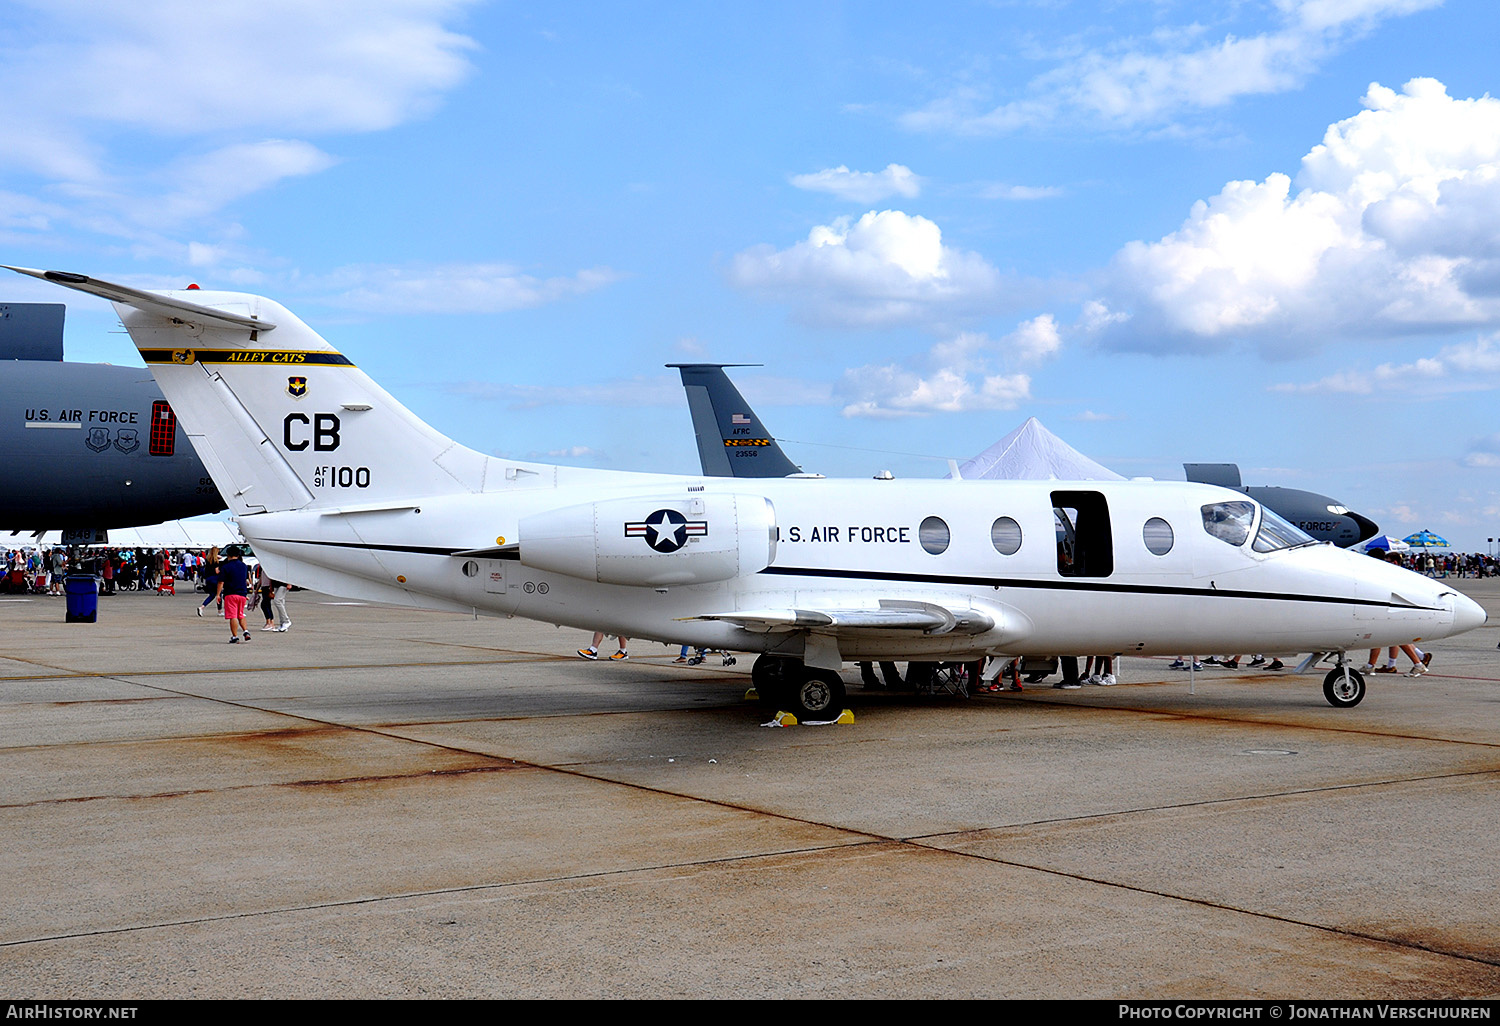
[1052,491,1113,577]
[1252,507,1317,553]
[990,516,1022,555]
[919,516,950,555]
[1142,517,1174,555]
[1201,501,1256,547]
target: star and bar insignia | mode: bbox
[625,508,708,553]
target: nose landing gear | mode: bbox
[1322,657,1366,708]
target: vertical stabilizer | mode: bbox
[7,268,496,514]
[1184,463,1243,489]
[668,363,801,478]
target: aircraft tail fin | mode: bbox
[667,363,802,478]
[8,267,501,515]
[1184,463,1243,489]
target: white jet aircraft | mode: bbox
[9,267,1487,718]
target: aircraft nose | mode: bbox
[1450,592,1488,636]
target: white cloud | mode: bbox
[1461,434,1500,469]
[0,1,478,150]
[840,365,1033,419]
[1271,335,1500,395]
[158,141,338,224]
[902,0,1439,136]
[977,183,1065,201]
[728,209,1008,327]
[1381,503,1422,524]
[0,1,479,246]
[446,376,680,410]
[318,263,624,314]
[790,164,922,203]
[838,315,1059,417]
[1084,80,1500,354]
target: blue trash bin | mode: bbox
[65,575,99,623]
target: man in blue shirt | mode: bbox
[216,546,253,643]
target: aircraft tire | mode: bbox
[788,668,846,721]
[751,654,799,711]
[1322,666,1366,708]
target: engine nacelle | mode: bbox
[518,492,777,587]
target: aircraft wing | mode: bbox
[668,363,803,478]
[685,599,994,636]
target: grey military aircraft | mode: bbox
[1182,465,1378,548]
[0,302,223,537]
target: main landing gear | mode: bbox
[751,654,847,720]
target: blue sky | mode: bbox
[4,0,1500,549]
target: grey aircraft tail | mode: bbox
[668,363,802,478]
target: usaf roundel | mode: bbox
[625,508,708,553]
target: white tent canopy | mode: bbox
[955,417,1124,481]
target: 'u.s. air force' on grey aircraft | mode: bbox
[9,266,1486,719]
[0,301,222,536]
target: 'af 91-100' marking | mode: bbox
[313,466,370,488]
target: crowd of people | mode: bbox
[1,545,241,594]
[1375,549,1498,578]
[3,544,293,641]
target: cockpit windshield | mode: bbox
[1251,506,1317,553]
[1201,501,1256,546]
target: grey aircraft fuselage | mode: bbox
[0,302,224,533]
[1183,465,1378,548]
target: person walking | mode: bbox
[578,631,628,660]
[216,547,252,643]
[197,546,221,616]
[269,579,291,632]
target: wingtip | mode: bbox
[1,266,89,284]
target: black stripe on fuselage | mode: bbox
[250,538,1436,612]
[759,564,1435,611]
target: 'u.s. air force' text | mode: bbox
[780,526,911,543]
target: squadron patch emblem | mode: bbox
[287,375,308,399]
[85,427,111,452]
[113,428,140,454]
[625,508,708,553]
[171,349,196,364]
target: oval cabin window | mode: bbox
[919,516,950,555]
[991,517,1022,555]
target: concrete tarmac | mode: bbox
[2,578,1498,999]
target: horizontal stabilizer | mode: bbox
[3,266,277,333]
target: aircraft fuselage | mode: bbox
[0,360,223,530]
[241,475,1479,662]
